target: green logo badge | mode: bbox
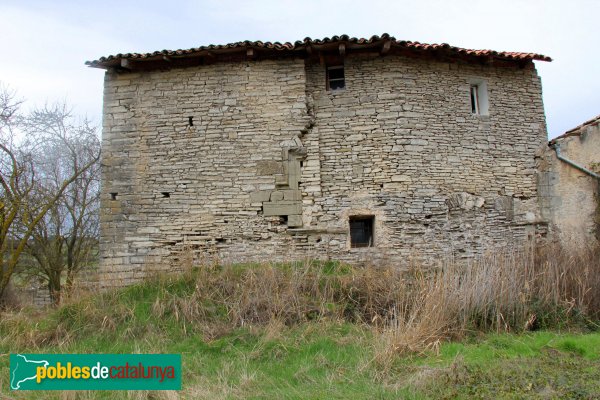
[10,354,181,390]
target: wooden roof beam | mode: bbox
[120,58,134,70]
[381,40,392,55]
[204,51,216,65]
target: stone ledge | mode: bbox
[287,227,348,234]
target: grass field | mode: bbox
[1,254,599,399]
[1,318,598,398]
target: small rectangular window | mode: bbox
[327,66,345,91]
[468,80,489,115]
[470,85,480,114]
[349,216,374,248]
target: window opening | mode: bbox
[327,65,345,91]
[470,85,479,114]
[349,216,374,248]
[468,80,489,115]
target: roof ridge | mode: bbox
[86,33,552,67]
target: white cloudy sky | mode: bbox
[1,0,598,138]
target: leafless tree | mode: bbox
[0,84,100,303]
[18,104,100,304]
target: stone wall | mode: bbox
[100,54,548,287]
[539,120,600,245]
[302,55,547,264]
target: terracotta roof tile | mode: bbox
[549,115,600,145]
[86,33,551,68]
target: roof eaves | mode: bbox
[85,33,552,69]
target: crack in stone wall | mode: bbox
[99,55,550,287]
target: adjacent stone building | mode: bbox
[87,34,552,287]
[540,116,600,244]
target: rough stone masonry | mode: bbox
[88,35,552,287]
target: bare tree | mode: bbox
[19,104,100,304]
[0,84,100,302]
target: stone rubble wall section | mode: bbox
[100,55,548,287]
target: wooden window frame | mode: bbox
[326,65,345,91]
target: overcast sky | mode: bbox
[1,0,598,139]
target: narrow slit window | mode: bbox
[470,85,479,114]
[468,80,489,115]
[327,66,345,91]
[349,216,374,248]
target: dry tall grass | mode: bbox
[1,243,598,357]
[373,242,600,363]
[149,243,599,351]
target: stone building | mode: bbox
[540,116,600,244]
[86,34,552,287]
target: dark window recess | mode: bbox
[188,116,194,126]
[327,66,345,91]
[349,216,374,248]
[161,192,170,198]
[470,85,479,114]
[110,192,118,200]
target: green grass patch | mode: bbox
[1,316,599,398]
[1,262,599,398]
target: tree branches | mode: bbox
[0,84,101,304]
